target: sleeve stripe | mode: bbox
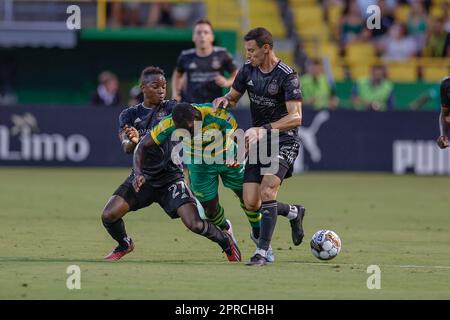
[278,64,292,74]
[279,62,293,73]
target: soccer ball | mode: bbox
[310,230,342,260]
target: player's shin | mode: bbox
[197,220,228,248]
[207,204,228,230]
[102,217,129,248]
[258,200,278,251]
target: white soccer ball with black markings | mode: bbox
[310,230,342,260]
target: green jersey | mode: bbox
[150,103,238,164]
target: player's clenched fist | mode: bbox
[437,135,449,149]
[132,174,146,192]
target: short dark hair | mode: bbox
[172,103,195,127]
[140,66,165,84]
[244,27,273,48]
[194,19,214,32]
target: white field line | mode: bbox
[293,262,450,269]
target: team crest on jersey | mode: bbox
[211,58,221,69]
[267,80,279,95]
[156,111,166,119]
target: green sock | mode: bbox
[240,202,262,230]
[209,204,227,230]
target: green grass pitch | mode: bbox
[1,167,450,299]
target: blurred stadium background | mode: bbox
[1,0,450,300]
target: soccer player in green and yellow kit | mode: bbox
[135,102,276,261]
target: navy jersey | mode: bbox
[232,60,302,143]
[176,46,237,103]
[118,100,182,187]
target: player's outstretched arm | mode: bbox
[437,106,450,149]
[132,133,155,192]
[213,88,243,110]
[214,69,238,88]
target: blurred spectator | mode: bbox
[128,85,143,106]
[91,71,122,107]
[423,17,450,57]
[147,2,174,27]
[443,2,450,33]
[352,64,395,111]
[406,0,427,51]
[339,0,370,47]
[0,54,17,106]
[171,4,193,28]
[370,0,396,41]
[300,58,339,109]
[110,2,142,27]
[377,23,418,61]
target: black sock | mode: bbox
[277,201,291,216]
[199,220,228,250]
[259,200,278,251]
[252,227,260,239]
[102,218,128,248]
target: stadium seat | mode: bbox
[349,64,371,79]
[327,4,343,39]
[330,64,345,81]
[289,0,318,6]
[418,57,450,67]
[430,4,447,18]
[387,62,418,82]
[422,65,449,82]
[345,43,377,65]
[249,0,286,38]
[320,42,340,65]
[394,5,411,23]
[298,24,330,42]
[206,0,240,30]
[293,5,323,28]
[277,50,295,69]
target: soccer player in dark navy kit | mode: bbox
[101,66,240,262]
[437,77,450,149]
[214,28,306,266]
[171,19,238,103]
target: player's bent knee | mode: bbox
[243,194,261,211]
[260,185,278,201]
[244,200,260,212]
[101,209,117,223]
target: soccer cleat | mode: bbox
[245,253,268,267]
[225,219,238,245]
[250,231,275,262]
[104,237,134,261]
[223,230,241,262]
[290,205,306,246]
